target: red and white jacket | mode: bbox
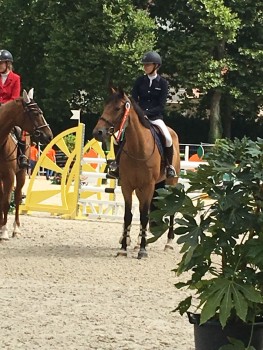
[0,71,21,104]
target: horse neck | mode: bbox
[125,109,150,155]
[0,102,20,144]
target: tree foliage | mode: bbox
[150,0,263,141]
[0,0,156,132]
[0,0,262,140]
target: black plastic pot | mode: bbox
[188,312,263,350]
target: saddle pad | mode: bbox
[149,124,165,159]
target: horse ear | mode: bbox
[118,87,125,98]
[22,89,31,104]
[28,88,34,99]
[109,86,116,94]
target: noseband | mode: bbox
[99,101,131,141]
[23,100,50,138]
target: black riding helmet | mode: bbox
[0,50,13,62]
[141,51,162,66]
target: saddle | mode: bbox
[114,124,165,160]
[11,126,23,141]
[149,124,165,159]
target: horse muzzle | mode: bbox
[34,130,53,145]
[92,127,110,142]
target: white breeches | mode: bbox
[149,119,173,147]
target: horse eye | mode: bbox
[115,107,121,112]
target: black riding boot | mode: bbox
[108,144,120,179]
[18,140,28,169]
[165,145,177,178]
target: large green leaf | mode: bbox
[219,286,233,326]
[200,279,231,326]
[173,296,192,315]
[219,337,255,350]
[237,285,263,304]
[232,284,248,322]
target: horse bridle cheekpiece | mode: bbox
[22,89,49,138]
[116,101,130,142]
[100,101,131,142]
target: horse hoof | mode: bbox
[116,250,128,257]
[12,232,21,238]
[164,244,173,251]
[137,250,148,259]
[0,234,9,241]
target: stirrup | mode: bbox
[108,161,119,179]
[166,165,176,178]
[18,155,28,169]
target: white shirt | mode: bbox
[1,72,9,85]
[147,73,157,87]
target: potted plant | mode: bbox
[149,137,263,350]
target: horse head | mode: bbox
[21,89,53,144]
[93,88,130,143]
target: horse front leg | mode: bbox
[0,184,4,238]
[12,188,22,237]
[117,198,133,257]
[137,202,150,259]
[165,214,175,251]
[12,170,26,237]
[149,181,175,251]
[0,185,13,241]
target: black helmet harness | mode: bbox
[141,51,162,75]
[0,50,13,74]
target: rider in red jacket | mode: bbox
[0,49,28,169]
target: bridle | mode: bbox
[98,101,131,143]
[22,99,50,138]
[98,99,156,162]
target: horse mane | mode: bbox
[130,98,151,129]
[106,90,151,129]
[0,98,21,112]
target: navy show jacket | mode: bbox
[131,74,168,120]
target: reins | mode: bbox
[122,140,156,162]
[22,100,50,138]
[0,98,49,163]
[100,98,156,162]
[0,136,30,164]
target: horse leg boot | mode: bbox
[108,144,121,179]
[165,145,177,178]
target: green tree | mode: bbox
[1,0,156,133]
[150,0,263,142]
[0,0,52,101]
[44,0,156,122]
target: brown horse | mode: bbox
[92,89,180,258]
[0,89,53,240]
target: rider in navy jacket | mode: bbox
[131,74,168,121]
[108,51,176,179]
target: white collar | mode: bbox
[147,73,157,80]
[1,72,9,84]
[147,73,157,86]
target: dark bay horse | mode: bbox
[93,89,180,258]
[0,89,53,240]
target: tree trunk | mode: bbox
[221,93,233,138]
[208,89,222,143]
